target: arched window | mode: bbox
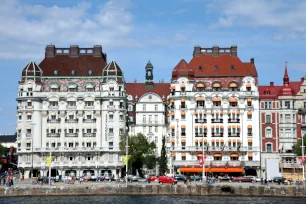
[228,82,238,91]
[49,82,60,92]
[85,82,95,92]
[67,82,78,92]
[212,82,222,91]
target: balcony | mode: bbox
[48,106,59,110]
[173,160,199,166]
[66,106,77,109]
[47,119,61,124]
[195,132,207,137]
[196,105,205,109]
[84,105,94,109]
[243,161,260,167]
[195,119,207,123]
[65,133,78,137]
[247,132,253,136]
[47,133,60,137]
[228,132,240,137]
[211,132,223,137]
[26,133,32,137]
[211,118,223,123]
[83,119,96,123]
[26,106,33,109]
[65,119,78,124]
[228,118,240,123]
[280,162,302,168]
[83,133,96,137]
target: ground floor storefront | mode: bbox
[23,167,124,179]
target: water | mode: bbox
[1,195,306,204]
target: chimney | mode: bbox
[270,82,274,86]
[230,45,237,56]
[193,45,201,57]
[70,45,79,57]
[45,45,55,57]
[250,58,254,64]
[212,45,219,56]
[93,45,102,57]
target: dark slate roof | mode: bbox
[0,134,17,143]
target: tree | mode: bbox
[292,134,306,156]
[159,136,168,175]
[120,133,156,177]
[144,155,158,170]
[0,144,5,156]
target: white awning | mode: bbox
[49,97,58,102]
[50,82,60,89]
[68,83,78,89]
[85,82,94,89]
[85,97,95,102]
[67,97,76,101]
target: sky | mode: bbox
[0,0,306,133]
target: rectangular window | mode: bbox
[304,102,306,109]
[119,115,123,120]
[85,101,94,106]
[247,114,252,120]
[67,101,76,107]
[143,105,146,111]
[143,115,146,123]
[86,129,91,133]
[27,102,32,107]
[109,87,114,92]
[50,101,58,107]
[285,129,291,138]
[285,101,290,109]
[181,115,186,120]
[155,105,158,111]
[143,126,146,133]
[285,114,290,123]
[119,128,124,135]
[292,114,295,122]
[26,143,31,147]
[109,115,113,120]
[149,115,152,123]
[154,115,158,123]
[19,115,22,120]
[149,126,152,132]
[155,126,158,132]
[27,129,31,134]
[69,115,74,120]
[27,115,32,120]
[266,129,272,138]
[69,129,73,133]
[109,128,113,133]
[266,115,271,123]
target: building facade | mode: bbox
[17,45,126,178]
[167,45,261,176]
[259,66,305,180]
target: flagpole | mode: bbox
[49,134,52,185]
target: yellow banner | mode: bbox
[123,156,131,165]
[46,156,55,167]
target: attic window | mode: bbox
[54,70,58,75]
[264,90,270,95]
[214,65,219,72]
[230,65,235,71]
[198,66,202,72]
[72,70,76,75]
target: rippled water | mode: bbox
[1,195,306,204]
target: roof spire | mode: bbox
[283,61,289,85]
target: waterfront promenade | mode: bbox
[1,179,306,198]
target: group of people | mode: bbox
[0,172,14,187]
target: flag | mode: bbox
[123,156,131,165]
[237,143,241,151]
[46,156,55,167]
[221,143,226,151]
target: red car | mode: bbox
[146,176,157,183]
[231,177,253,182]
[158,176,177,184]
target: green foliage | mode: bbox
[158,136,168,175]
[292,134,306,156]
[0,144,6,157]
[120,133,156,176]
[144,155,158,170]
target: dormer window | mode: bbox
[68,82,78,92]
[72,70,76,75]
[212,82,221,91]
[50,82,60,92]
[196,83,205,92]
[246,84,251,91]
[54,70,58,75]
[264,90,270,95]
[230,65,235,71]
[85,82,95,92]
[214,65,219,72]
[88,69,93,75]
[198,66,202,72]
[229,82,238,91]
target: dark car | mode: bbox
[231,177,253,182]
[272,177,285,183]
[190,175,202,181]
[174,174,185,181]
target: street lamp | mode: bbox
[125,126,129,187]
[302,134,305,185]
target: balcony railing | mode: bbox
[48,106,59,109]
[195,119,207,123]
[26,133,32,137]
[47,133,60,137]
[196,105,205,109]
[211,132,223,137]
[211,118,223,123]
[170,146,260,152]
[248,132,253,136]
[83,119,96,123]
[47,119,61,124]
[228,132,240,137]
[65,119,78,124]
[179,105,187,109]
[83,133,96,137]
[66,106,77,109]
[195,132,207,137]
[65,133,78,137]
[228,118,240,123]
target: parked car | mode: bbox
[146,176,157,183]
[96,176,105,181]
[190,175,202,181]
[174,174,185,181]
[90,175,97,181]
[272,177,285,183]
[231,177,253,182]
[158,176,177,184]
[219,176,231,181]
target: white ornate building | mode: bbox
[167,45,261,176]
[17,45,126,178]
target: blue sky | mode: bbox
[0,0,306,133]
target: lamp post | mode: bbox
[302,134,305,185]
[48,130,52,185]
[125,126,129,187]
[175,119,179,176]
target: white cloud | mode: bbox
[0,0,135,59]
[206,0,306,40]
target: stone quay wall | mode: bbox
[1,184,306,197]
